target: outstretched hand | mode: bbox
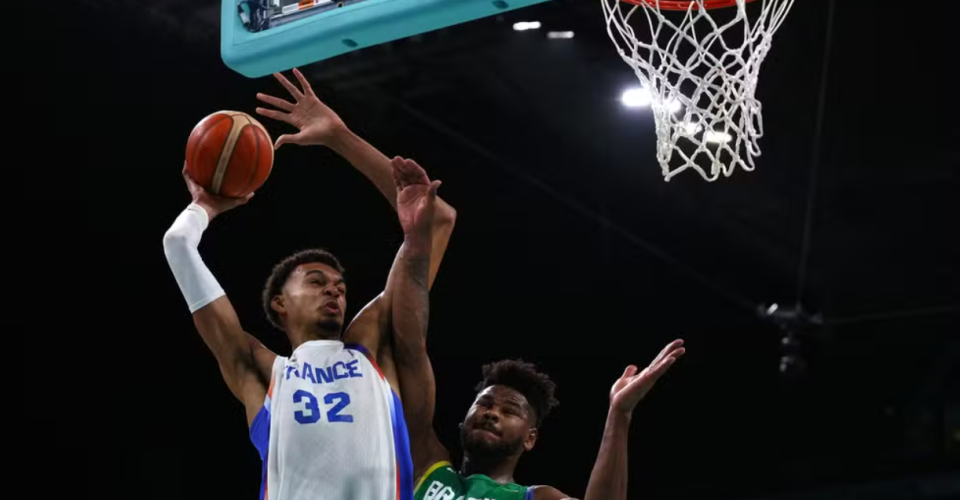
[182,163,253,220]
[392,157,441,240]
[610,339,685,415]
[255,68,346,150]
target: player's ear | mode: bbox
[271,294,285,315]
[523,427,538,452]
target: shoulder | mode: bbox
[343,292,389,343]
[530,485,577,500]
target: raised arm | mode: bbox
[255,68,457,290]
[162,166,276,427]
[385,158,453,481]
[533,340,686,500]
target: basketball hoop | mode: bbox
[602,0,797,181]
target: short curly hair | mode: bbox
[261,249,345,331]
[475,359,559,427]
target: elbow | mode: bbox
[163,227,185,251]
[162,226,192,260]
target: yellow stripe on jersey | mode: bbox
[415,461,453,494]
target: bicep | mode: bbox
[532,486,578,500]
[191,296,270,398]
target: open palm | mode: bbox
[610,339,685,414]
[255,68,345,149]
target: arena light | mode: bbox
[705,130,733,144]
[513,21,541,31]
[621,87,652,108]
[547,31,575,39]
[622,87,683,113]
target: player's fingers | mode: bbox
[397,158,419,184]
[256,107,293,124]
[653,339,684,365]
[642,356,677,386]
[274,133,304,149]
[403,159,430,183]
[621,365,639,379]
[427,180,442,197]
[392,156,407,174]
[273,72,304,101]
[392,157,406,190]
[292,68,316,97]
[256,93,295,112]
[182,164,197,187]
[650,350,683,377]
[395,157,412,175]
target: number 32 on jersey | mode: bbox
[293,389,353,424]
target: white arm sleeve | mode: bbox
[163,203,226,313]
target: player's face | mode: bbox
[460,385,537,460]
[284,263,346,332]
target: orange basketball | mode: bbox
[185,111,274,198]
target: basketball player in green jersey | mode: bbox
[400,342,684,500]
[391,291,684,500]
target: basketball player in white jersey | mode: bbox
[163,68,456,500]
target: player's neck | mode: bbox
[286,324,341,349]
[459,454,519,485]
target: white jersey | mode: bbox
[249,340,413,500]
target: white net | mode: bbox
[601,0,796,181]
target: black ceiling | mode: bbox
[43,0,960,499]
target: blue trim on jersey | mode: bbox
[524,487,534,500]
[345,341,412,498]
[250,406,271,500]
[390,389,415,500]
[344,342,372,360]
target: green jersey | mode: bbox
[414,461,533,500]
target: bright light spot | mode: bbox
[622,87,682,112]
[766,303,779,314]
[667,98,682,113]
[621,87,652,108]
[681,121,703,136]
[547,31,575,39]
[705,130,733,144]
[513,21,541,31]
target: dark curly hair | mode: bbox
[261,249,345,331]
[476,359,559,427]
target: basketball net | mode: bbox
[601,0,796,181]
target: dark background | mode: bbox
[38,0,959,498]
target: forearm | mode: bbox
[162,204,226,313]
[327,128,457,225]
[162,204,246,366]
[390,236,432,349]
[582,409,632,500]
[327,127,399,209]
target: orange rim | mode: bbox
[621,0,758,10]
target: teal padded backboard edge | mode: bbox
[222,0,553,78]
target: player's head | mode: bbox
[262,249,346,338]
[459,359,559,462]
